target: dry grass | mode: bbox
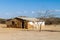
[41,25,60,32]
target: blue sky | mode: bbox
[0,0,60,18]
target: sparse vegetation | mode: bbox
[45,17,60,25]
[0,18,6,24]
[38,17,60,25]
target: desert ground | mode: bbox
[0,24,60,40]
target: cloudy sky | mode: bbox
[0,0,60,18]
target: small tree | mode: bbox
[37,10,56,31]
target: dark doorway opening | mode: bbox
[22,21,25,28]
[12,21,15,25]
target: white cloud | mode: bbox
[31,10,46,14]
[45,10,60,12]
[32,11,35,14]
[55,10,60,12]
[38,10,46,14]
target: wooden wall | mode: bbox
[6,18,28,29]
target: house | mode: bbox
[6,16,45,30]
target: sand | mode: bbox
[0,24,60,40]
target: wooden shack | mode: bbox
[6,16,45,29]
[6,18,28,29]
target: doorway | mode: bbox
[22,21,25,28]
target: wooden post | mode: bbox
[39,23,42,32]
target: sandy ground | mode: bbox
[0,28,60,40]
[0,24,60,40]
[42,25,60,31]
